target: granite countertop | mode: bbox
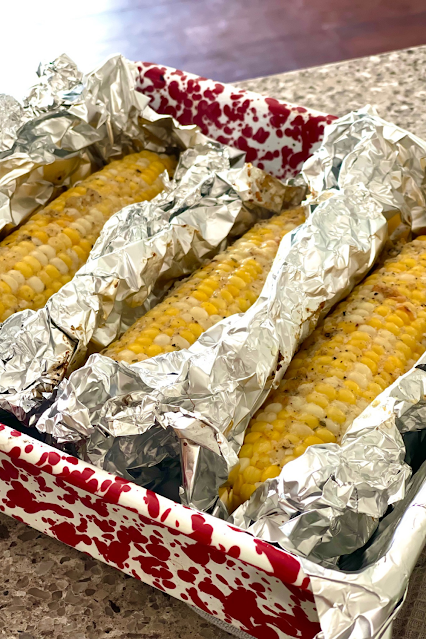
[237,46,426,138]
[2,45,426,639]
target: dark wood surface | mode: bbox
[2,0,426,97]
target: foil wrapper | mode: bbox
[38,183,387,510]
[303,361,426,639]
[0,51,207,235]
[303,105,426,233]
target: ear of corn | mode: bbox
[104,207,306,364]
[223,236,426,512]
[0,151,177,322]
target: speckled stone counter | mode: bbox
[2,46,426,639]
[237,46,426,138]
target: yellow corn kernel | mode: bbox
[57,253,73,269]
[327,406,346,424]
[306,392,329,409]
[337,388,356,404]
[17,285,35,302]
[315,428,336,443]
[202,302,220,316]
[193,290,209,302]
[129,343,146,354]
[368,316,384,329]
[244,432,263,444]
[188,322,203,338]
[228,464,240,486]
[146,344,163,357]
[180,330,196,345]
[304,435,324,446]
[395,310,411,325]
[385,322,400,336]
[315,383,337,400]
[23,255,42,272]
[63,228,81,245]
[170,318,187,329]
[236,297,251,312]
[387,313,404,328]
[260,466,281,482]
[344,379,362,394]
[239,444,253,458]
[294,444,308,457]
[228,275,246,290]
[14,261,33,278]
[0,281,12,294]
[240,484,257,502]
[360,356,378,374]
[271,419,287,432]
[252,438,272,455]
[251,421,268,433]
[220,289,234,302]
[298,413,319,429]
[384,356,403,373]
[243,465,262,484]
[375,305,390,317]
[337,322,356,333]
[401,334,417,350]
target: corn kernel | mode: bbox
[294,444,307,457]
[243,465,262,483]
[304,436,324,447]
[239,444,253,458]
[146,344,163,357]
[315,428,336,443]
[244,432,263,444]
[260,466,281,482]
[327,406,346,424]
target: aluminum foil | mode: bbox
[303,361,426,639]
[0,51,206,234]
[302,105,426,234]
[38,183,387,510]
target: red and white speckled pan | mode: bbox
[136,63,335,179]
[0,66,336,639]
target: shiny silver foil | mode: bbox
[38,183,387,510]
[304,361,426,639]
[0,51,214,235]
[303,105,426,233]
[0,53,155,233]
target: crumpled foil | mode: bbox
[303,105,426,234]
[0,51,208,234]
[302,361,426,639]
[38,182,387,508]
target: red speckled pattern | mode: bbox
[136,62,336,180]
[0,424,320,638]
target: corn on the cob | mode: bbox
[223,236,426,512]
[104,207,306,364]
[0,151,177,322]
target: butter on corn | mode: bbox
[0,151,177,322]
[223,236,426,512]
[104,206,306,364]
